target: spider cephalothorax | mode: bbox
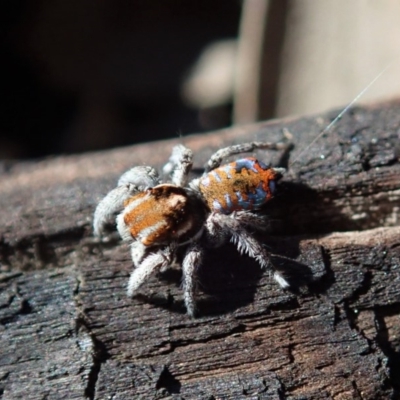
[93,140,290,317]
[117,184,206,246]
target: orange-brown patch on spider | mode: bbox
[123,184,201,246]
[199,158,280,212]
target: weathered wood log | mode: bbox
[1,99,399,399]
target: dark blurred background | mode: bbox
[0,1,242,158]
[1,0,399,159]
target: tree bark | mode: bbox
[1,99,400,399]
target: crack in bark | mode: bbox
[155,365,181,394]
[0,226,89,271]
[73,282,111,400]
[374,305,400,395]
[0,284,33,326]
[136,323,249,360]
[1,100,400,398]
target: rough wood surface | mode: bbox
[1,99,400,399]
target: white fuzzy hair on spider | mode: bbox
[93,140,290,317]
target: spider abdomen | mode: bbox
[118,184,203,246]
[198,158,282,214]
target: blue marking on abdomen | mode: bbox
[258,160,269,170]
[269,180,276,195]
[246,183,268,208]
[224,193,233,212]
[235,191,251,210]
[222,164,233,178]
[211,171,222,182]
[200,176,210,187]
[234,158,258,173]
[212,199,223,212]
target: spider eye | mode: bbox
[269,180,276,194]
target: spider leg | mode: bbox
[127,245,174,298]
[203,210,267,248]
[162,144,193,186]
[130,241,147,266]
[207,213,290,288]
[93,184,141,237]
[205,140,290,172]
[117,165,160,188]
[182,243,203,317]
[232,210,270,232]
[204,213,228,248]
[93,166,161,237]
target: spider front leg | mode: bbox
[205,139,291,172]
[127,244,175,298]
[206,212,290,289]
[93,166,160,237]
[93,184,140,237]
[117,165,160,188]
[162,144,193,186]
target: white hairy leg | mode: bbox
[117,165,160,187]
[182,244,203,317]
[127,246,174,297]
[130,241,147,266]
[206,212,290,288]
[162,144,193,186]
[232,211,269,231]
[93,184,140,237]
[94,166,161,237]
[205,141,289,172]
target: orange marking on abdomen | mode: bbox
[199,158,279,213]
[122,184,199,246]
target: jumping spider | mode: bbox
[93,140,291,317]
